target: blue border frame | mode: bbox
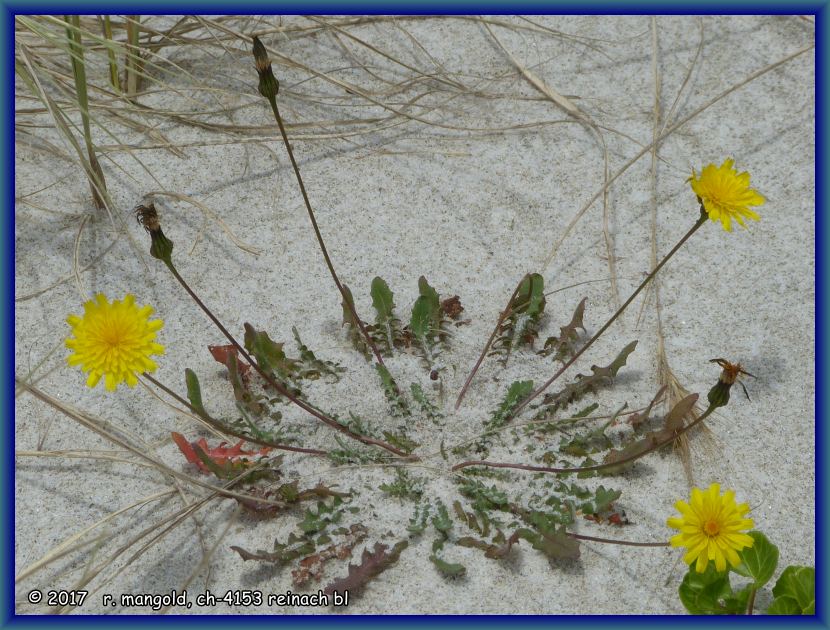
[5,3,827,627]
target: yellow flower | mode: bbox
[667,482,755,573]
[689,158,765,231]
[66,294,164,391]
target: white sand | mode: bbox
[14,15,815,615]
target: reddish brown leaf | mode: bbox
[440,295,465,320]
[208,344,251,378]
[171,431,272,474]
[292,524,368,587]
[322,540,408,598]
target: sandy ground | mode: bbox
[14,15,815,615]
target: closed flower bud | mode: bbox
[252,36,279,99]
[707,379,731,409]
[135,202,174,264]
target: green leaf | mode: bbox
[490,273,547,366]
[371,276,395,323]
[771,565,815,614]
[535,525,580,560]
[487,380,534,431]
[591,485,622,514]
[410,383,443,424]
[767,596,802,615]
[243,323,287,374]
[429,554,466,578]
[292,326,345,381]
[606,340,638,377]
[410,295,433,340]
[341,284,371,359]
[185,368,206,416]
[417,275,441,322]
[721,585,753,615]
[678,564,735,615]
[191,443,228,478]
[512,273,546,318]
[431,500,453,535]
[380,468,424,501]
[375,363,410,417]
[732,531,779,588]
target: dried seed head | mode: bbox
[252,36,270,73]
[134,202,173,264]
[707,358,754,408]
[134,202,160,232]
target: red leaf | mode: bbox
[208,344,251,377]
[171,431,271,474]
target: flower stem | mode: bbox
[454,273,528,410]
[566,532,670,547]
[746,587,757,615]
[140,372,328,457]
[452,402,715,474]
[262,93,388,371]
[161,259,416,460]
[507,211,708,423]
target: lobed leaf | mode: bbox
[322,541,409,598]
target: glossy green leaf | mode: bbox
[732,531,779,588]
[678,564,734,615]
[771,565,815,614]
[767,596,802,615]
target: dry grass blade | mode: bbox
[15,378,287,506]
[14,488,176,584]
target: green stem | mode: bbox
[455,273,528,410]
[566,532,670,547]
[746,586,756,615]
[508,211,708,422]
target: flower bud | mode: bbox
[135,202,174,264]
[252,36,279,100]
[706,358,754,409]
[707,379,731,409]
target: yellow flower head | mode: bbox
[66,294,164,391]
[689,158,765,231]
[667,482,754,573]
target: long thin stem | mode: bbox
[265,96,388,369]
[140,373,327,457]
[452,401,715,474]
[507,212,707,423]
[163,260,415,459]
[455,273,527,410]
[566,532,670,548]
